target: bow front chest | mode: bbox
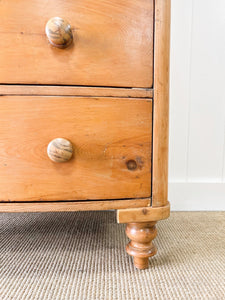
[0,0,170,269]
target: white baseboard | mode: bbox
[168,182,225,211]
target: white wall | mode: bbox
[169,0,225,210]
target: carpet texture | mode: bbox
[0,211,224,300]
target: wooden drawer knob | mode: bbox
[45,17,73,48]
[47,138,73,163]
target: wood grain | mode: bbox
[152,0,171,207]
[117,203,170,223]
[0,85,153,98]
[0,198,150,213]
[0,0,153,88]
[0,96,152,202]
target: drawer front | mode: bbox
[0,0,153,88]
[0,96,152,202]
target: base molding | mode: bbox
[0,198,150,213]
[117,202,170,223]
[169,182,225,211]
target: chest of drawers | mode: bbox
[0,0,170,269]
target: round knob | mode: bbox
[47,138,73,163]
[45,17,73,48]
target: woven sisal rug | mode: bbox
[0,211,224,300]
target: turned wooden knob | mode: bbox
[47,138,73,163]
[45,17,73,48]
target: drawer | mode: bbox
[0,0,153,88]
[0,96,152,202]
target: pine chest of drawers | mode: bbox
[0,0,170,269]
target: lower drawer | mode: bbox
[0,96,152,202]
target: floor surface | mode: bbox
[0,211,224,300]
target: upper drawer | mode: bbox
[0,0,154,88]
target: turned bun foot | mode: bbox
[125,222,157,269]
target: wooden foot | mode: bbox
[125,222,157,269]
